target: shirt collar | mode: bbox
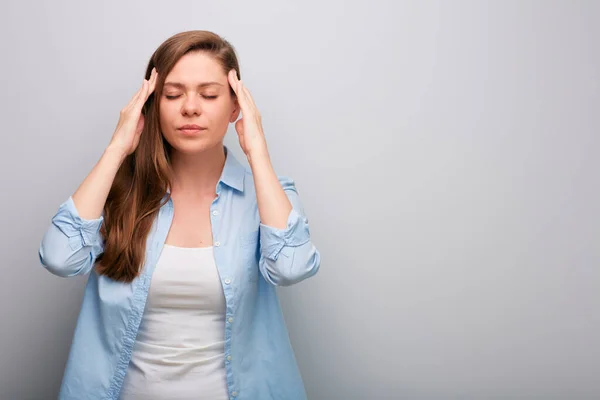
[219,145,246,192]
[165,145,246,194]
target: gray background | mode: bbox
[1,1,599,399]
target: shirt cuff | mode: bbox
[259,208,311,261]
[51,196,104,247]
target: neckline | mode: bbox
[163,243,214,250]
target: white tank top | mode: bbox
[119,244,229,400]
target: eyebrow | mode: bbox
[163,82,224,89]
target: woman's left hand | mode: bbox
[228,69,268,158]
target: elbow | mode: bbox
[275,260,320,287]
[38,246,66,277]
[38,198,104,278]
[38,241,91,278]
[261,244,321,287]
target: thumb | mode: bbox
[135,114,145,136]
[235,118,244,136]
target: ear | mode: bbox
[230,99,241,122]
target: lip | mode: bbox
[178,125,207,135]
[178,124,206,130]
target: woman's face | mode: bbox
[159,51,239,154]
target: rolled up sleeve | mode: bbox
[38,196,104,277]
[258,176,321,286]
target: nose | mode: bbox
[181,93,201,116]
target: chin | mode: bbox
[166,134,223,155]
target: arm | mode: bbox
[39,69,158,277]
[228,69,321,286]
[38,148,124,277]
[250,152,320,286]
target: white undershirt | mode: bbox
[119,244,229,400]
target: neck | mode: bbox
[169,143,226,198]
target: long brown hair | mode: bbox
[95,30,241,282]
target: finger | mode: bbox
[235,80,250,113]
[241,84,257,110]
[134,78,150,104]
[228,70,253,117]
[125,80,147,109]
[238,83,258,119]
[228,69,238,95]
[235,118,245,136]
[148,68,158,95]
[229,70,246,103]
[133,80,149,112]
[141,69,157,104]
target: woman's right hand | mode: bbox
[107,68,158,157]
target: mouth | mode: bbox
[178,125,208,135]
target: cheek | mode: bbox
[159,103,177,125]
[212,99,235,121]
[194,102,226,125]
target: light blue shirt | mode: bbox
[38,146,321,400]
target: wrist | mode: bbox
[103,146,128,164]
[247,145,269,164]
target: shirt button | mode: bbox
[228,317,234,323]
[231,391,238,397]
[214,241,221,247]
[212,210,219,216]
[224,278,231,285]
[227,355,232,361]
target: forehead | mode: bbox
[165,51,225,83]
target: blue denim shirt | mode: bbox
[38,147,321,400]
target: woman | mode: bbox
[39,30,320,400]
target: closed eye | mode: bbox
[165,95,218,100]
